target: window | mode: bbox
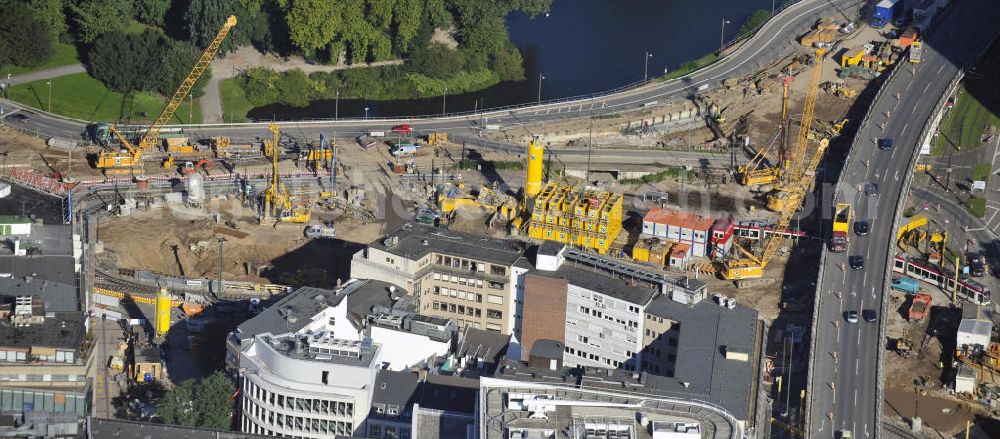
[432,301,440,310]
[487,309,503,319]
[328,317,336,327]
[486,323,502,332]
[490,265,507,276]
[488,281,504,290]
[487,294,504,305]
[322,371,328,385]
[578,335,588,343]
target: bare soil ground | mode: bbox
[96,200,383,286]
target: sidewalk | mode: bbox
[8,64,86,85]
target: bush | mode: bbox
[737,9,772,39]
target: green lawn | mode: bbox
[219,78,251,123]
[936,87,1000,152]
[7,72,202,124]
[971,163,992,181]
[1,43,81,77]
[663,52,722,80]
[967,196,987,218]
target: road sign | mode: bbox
[972,180,986,190]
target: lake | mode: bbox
[249,0,779,120]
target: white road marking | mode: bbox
[937,64,945,75]
[901,122,909,137]
[856,357,860,373]
[923,82,932,95]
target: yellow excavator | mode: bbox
[261,123,310,223]
[96,15,238,174]
[739,75,793,186]
[723,49,828,280]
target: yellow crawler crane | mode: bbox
[724,50,827,280]
[739,75,793,186]
[261,123,310,223]
[97,16,238,173]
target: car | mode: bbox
[849,255,865,270]
[864,182,879,197]
[839,430,853,439]
[878,138,893,150]
[845,310,860,324]
[862,309,877,323]
[854,220,869,236]
[391,124,413,133]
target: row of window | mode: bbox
[0,374,83,382]
[369,423,410,439]
[432,286,484,303]
[430,301,504,320]
[564,346,635,370]
[243,399,354,437]
[577,306,638,329]
[0,349,76,364]
[433,255,508,277]
[244,378,354,417]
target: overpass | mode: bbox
[805,1,1000,437]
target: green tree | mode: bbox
[133,0,170,26]
[285,0,340,54]
[0,3,55,67]
[88,29,168,93]
[184,0,244,53]
[156,41,212,98]
[159,371,234,429]
[69,0,130,44]
[275,69,310,107]
[27,0,68,41]
[392,0,422,52]
[423,0,451,29]
[490,45,524,81]
[409,43,465,79]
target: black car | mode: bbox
[849,255,865,270]
[855,220,869,236]
[864,182,879,197]
[878,138,893,150]
[862,309,877,323]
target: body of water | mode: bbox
[249,0,778,120]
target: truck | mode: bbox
[304,223,336,239]
[909,40,923,63]
[891,276,920,294]
[830,203,852,252]
[908,293,932,321]
[871,0,903,28]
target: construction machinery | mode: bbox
[261,123,310,223]
[799,19,839,47]
[180,159,214,175]
[95,15,237,174]
[823,80,858,99]
[909,40,924,63]
[427,132,449,145]
[830,203,852,252]
[722,50,828,280]
[739,75,793,186]
[306,134,334,176]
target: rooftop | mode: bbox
[235,279,403,342]
[418,374,479,414]
[530,339,564,360]
[259,333,379,368]
[0,224,78,312]
[0,310,86,351]
[371,223,527,267]
[532,262,659,306]
[643,208,716,231]
[372,370,421,415]
[457,327,510,365]
[88,418,284,439]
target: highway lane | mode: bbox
[807,1,1000,437]
[0,0,859,149]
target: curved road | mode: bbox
[807,1,1000,438]
[2,0,859,150]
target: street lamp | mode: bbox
[442,86,448,116]
[335,90,340,121]
[364,107,370,120]
[46,81,52,113]
[644,52,653,82]
[720,18,731,54]
[537,74,545,105]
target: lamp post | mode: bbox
[644,52,653,82]
[720,18,731,54]
[772,0,777,16]
[188,94,193,124]
[335,90,340,121]
[537,74,545,105]
[364,107,370,120]
[442,86,447,116]
[46,81,52,113]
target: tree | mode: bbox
[88,30,168,93]
[408,43,465,80]
[490,45,525,81]
[27,0,68,41]
[391,0,421,52]
[285,0,340,54]
[158,371,235,429]
[275,69,310,107]
[0,4,55,67]
[184,0,244,54]
[156,41,212,98]
[69,0,130,44]
[133,0,170,27]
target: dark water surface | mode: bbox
[249,0,777,120]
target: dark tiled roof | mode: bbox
[418,374,479,414]
[372,370,421,413]
[457,327,510,364]
[372,223,527,266]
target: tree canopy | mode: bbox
[0,2,56,68]
[88,29,210,97]
[158,371,235,429]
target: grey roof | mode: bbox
[532,263,659,306]
[372,370,420,412]
[0,225,78,312]
[958,319,991,339]
[538,241,564,256]
[0,310,85,351]
[529,339,564,360]
[457,327,510,364]
[134,346,160,364]
[87,418,285,439]
[494,296,761,421]
[372,223,526,266]
[418,374,479,414]
[235,279,402,341]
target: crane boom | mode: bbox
[724,50,826,280]
[138,15,238,154]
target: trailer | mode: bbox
[872,0,903,28]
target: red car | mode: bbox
[391,124,413,133]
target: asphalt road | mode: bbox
[807,2,1000,437]
[0,0,859,153]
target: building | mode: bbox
[87,417,280,439]
[351,224,530,335]
[527,181,624,254]
[130,346,162,383]
[367,370,420,439]
[640,208,715,257]
[957,304,991,354]
[0,296,89,415]
[366,371,479,439]
[454,327,513,376]
[709,217,735,260]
